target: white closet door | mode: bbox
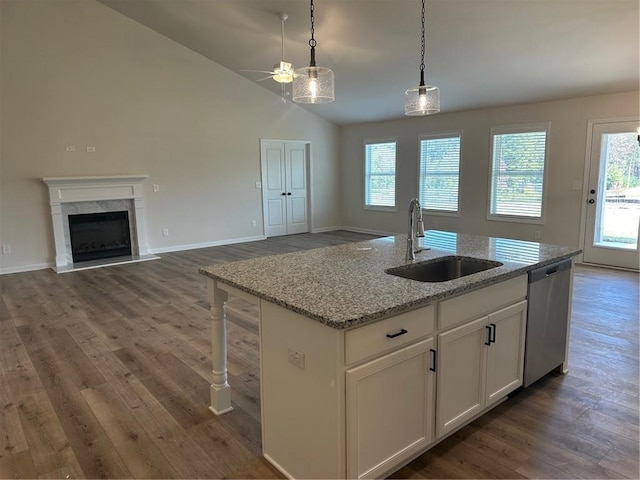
[261,140,309,237]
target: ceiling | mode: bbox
[99,0,639,125]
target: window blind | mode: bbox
[490,130,547,218]
[365,141,396,208]
[419,135,461,212]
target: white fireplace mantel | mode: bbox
[43,175,155,272]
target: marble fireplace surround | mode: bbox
[42,175,158,273]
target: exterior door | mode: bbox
[261,140,309,237]
[584,120,640,270]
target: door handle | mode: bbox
[587,199,595,204]
[281,192,286,196]
[287,192,292,195]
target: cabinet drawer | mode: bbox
[438,274,527,331]
[345,305,435,365]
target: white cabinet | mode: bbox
[346,338,435,479]
[435,300,527,437]
[485,301,527,405]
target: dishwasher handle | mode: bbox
[529,258,572,283]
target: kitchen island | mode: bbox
[199,231,581,479]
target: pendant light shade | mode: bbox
[293,66,334,103]
[293,0,335,104]
[405,0,439,116]
[405,85,440,115]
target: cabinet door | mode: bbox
[346,338,434,479]
[436,316,487,438]
[485,300,527,406]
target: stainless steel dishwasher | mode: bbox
[523,258,573,387]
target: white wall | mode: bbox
[340,92,639,247]
[0,0,342,273]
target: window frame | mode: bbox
[363,137,398,212]
[417,130,463,217]
[487,123,550,225]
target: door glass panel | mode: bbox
[594,132,640,250]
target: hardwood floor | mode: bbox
[1,232,638,479]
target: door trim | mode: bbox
[578,116,640,266]
[259,138,312,237]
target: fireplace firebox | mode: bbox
[68,211,132,263]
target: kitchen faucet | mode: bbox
[406,198,426,260]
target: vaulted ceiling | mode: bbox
[100,0,639,125]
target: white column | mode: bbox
[49,203,68,269]
[133,197,149,255]
[207,278,233,415]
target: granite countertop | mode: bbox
[199,231,581,329]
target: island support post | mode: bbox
[207,278,233,415]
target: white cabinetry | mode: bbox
[436,298,527,437]
[346,338,435,479]
[254,274,529,479]
[345,305,435,479]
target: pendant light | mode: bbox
[293,0,335,104]
[405,0,439,115]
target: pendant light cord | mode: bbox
[419,0,426,87]
[308,0,317,66]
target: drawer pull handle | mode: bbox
[430,348,437,372]
[386,329,408,339]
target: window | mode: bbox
[419,132,461,213]
[364,139,396,210]
[489,124,549,222]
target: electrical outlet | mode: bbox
[153,184,160,192]
[86,146,96,153]
[288,347,305,370]
[162,228,169,237]
[2,244,10,254]
[65,145,76,152]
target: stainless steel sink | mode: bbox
[386,256,503,282]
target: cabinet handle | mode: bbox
[281,192,286,196]
[429,349,437,372]
[287,192,292,195]
[386,328,408,339]
[485,325,492,345]
[490,323,496,344]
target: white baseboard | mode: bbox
[310,225,341,233]
[0,262,53,275]
[339,225,399,237]
[148,235,267,254]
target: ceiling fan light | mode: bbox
[272,61,295,83]
[405,85,440,115]
[292,66,334,104]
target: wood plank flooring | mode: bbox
[0,231,638,479]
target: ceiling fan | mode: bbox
[241,12,296,101]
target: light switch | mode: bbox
[86,146,96,153]
[153,184,160,192]
[572,180,582,191]
[255,181,262,189]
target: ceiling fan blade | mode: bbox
[255,75,275,82]
[240,69,276,74]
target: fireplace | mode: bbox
[69,211,132,263]
[43,175,158,272]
